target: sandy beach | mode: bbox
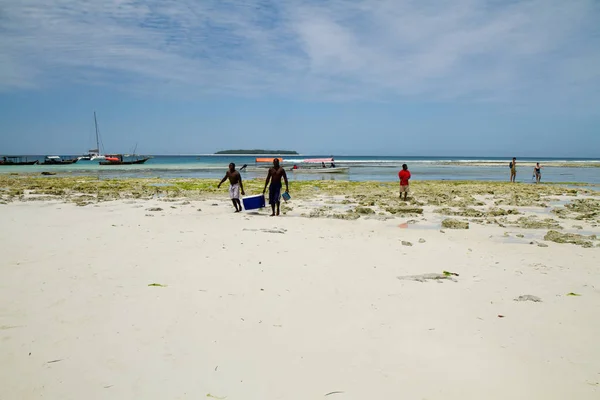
[1,177,599,399]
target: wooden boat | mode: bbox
[0,156,39,166]
[292,167,349,174]
[99,154,150,165]
[41,156,79,165]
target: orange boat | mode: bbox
[255,157,283,163]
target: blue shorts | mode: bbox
[269,183,281,205]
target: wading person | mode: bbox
[533,162,542,183]
[510,157,517,183]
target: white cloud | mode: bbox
[0,0,599,104]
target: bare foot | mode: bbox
[276,211,280,216]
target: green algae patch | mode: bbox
[441,219,469,229]
[1,176,598,222]
[385,206,424,215]
[544,230,597,248]
[331,212,361,220]
[488,208,520,216]
[513,216,562,229]
[354,206,376,215]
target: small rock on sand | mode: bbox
[537,242,549,248]
[514,295,542,302]
[418,238,426,243]
[147,207,163,212]
[401,241,413,246]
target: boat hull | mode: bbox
[292,167,349,174]
[41,159,79,165]
[99,157,150,165]
[0,160,39,166]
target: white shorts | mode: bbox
[229,183,240,199]
[400,185,409,193]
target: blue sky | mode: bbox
[1,0,599,156]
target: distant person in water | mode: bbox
[330,157,336,168]
[398,164,411,201]
[322,162,326,168]
[239,164,247,171]
[218,163,245,212]
[509,157,517,182]
[533,162,542,183]
[263,158,289,216]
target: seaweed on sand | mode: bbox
[512,216,562,229]
[544,230,598,248]
[441,219,469,229]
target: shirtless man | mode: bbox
[218,163,245,212]
[263,158,289,216]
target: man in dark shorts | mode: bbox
[263,158,289,216]
[218,163,245,212]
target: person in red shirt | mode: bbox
[398,164,411,200]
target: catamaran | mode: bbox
[254,157,349,173]
[78,112,106,161]
[291,158,349,174]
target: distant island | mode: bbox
[215,149,298,155]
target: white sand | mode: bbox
[1,198,599,399]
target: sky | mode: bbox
[1,0,599,157]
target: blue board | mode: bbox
[243,194,265,210]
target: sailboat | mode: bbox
[78,112,106,161]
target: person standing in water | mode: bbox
[398,163,411,201]
[510,157,517,182]
[533,162,542,183]
[218,163,245,212]
[263,158,289,216]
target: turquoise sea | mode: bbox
[1,155,600,184]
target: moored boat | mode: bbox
[99,154,150,165]
[41,156,79,165]
[79,112,106,161]
[292,167,349,174]
[0,156,39,166]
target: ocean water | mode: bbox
[1,155,599,184]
